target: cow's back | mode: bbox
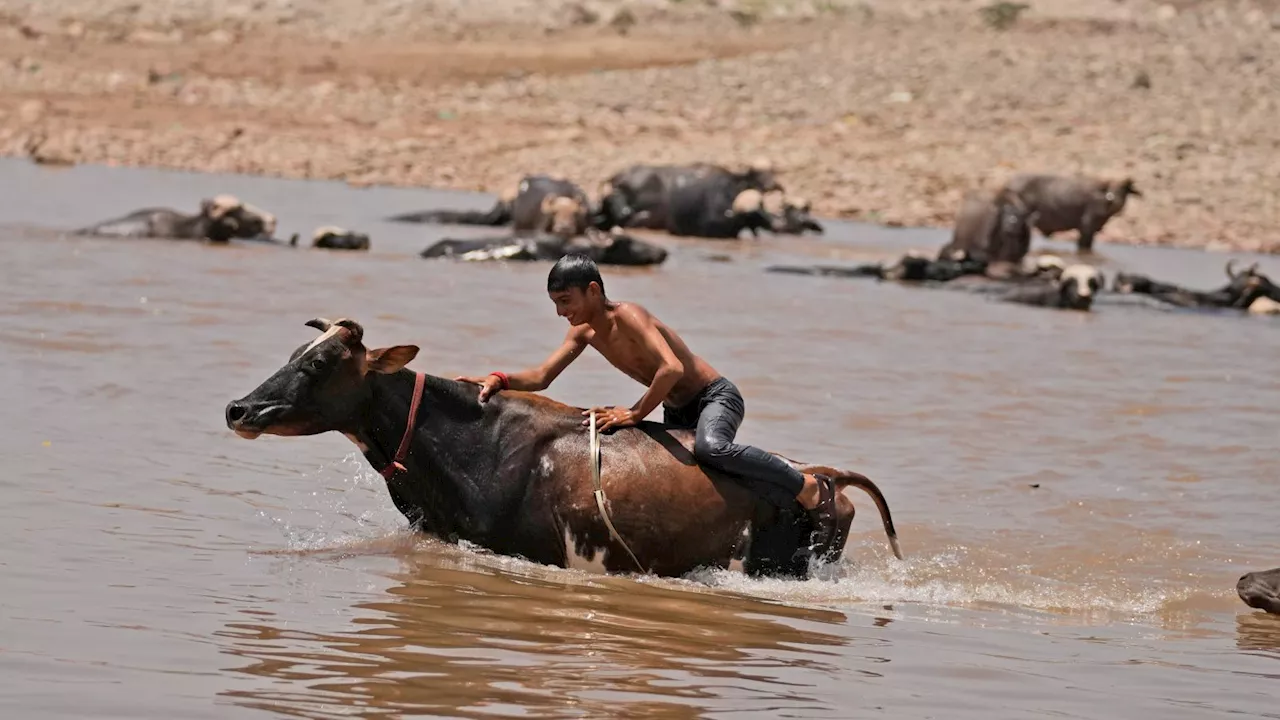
[665,178,744,237]
[1006,174,1097,234]
[517,417,760,574]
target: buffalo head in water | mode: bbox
[1222,260,1279,305]
[1112,259,1277,310]
[200,195,278,240]
[74,193,278,242]
[540,195,589,239]
[1001,264,1105,311]
[310,226,371,251]
[763,192,824,235]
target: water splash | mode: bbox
[684,538,1204,630]
[256,451,407,552]
[243,455,1227,631]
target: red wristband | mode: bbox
[489,371,509,390]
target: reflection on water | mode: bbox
[219,541,860,718]
[2,160,1280,719]
[1235,612,1280,657]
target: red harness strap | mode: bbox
[379,372,426,480]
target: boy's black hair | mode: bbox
[547,253,605,296]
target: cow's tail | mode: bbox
[833,471,903,560]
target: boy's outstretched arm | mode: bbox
[456,325,589,403]
[588,307,684,432]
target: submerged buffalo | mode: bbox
[389,176,590,239]
[764,250,1052,284]
[310,226,371,251]
[224,318,902,579]
[74,194,279,243]
[1112,260,1278,310]
[1001,173,1142,253]
[938,188,1038,265]
[764,251,1087,312]
[1238,568,1280,614]
[763,255,984,283]
[597,159,782,232]
[999,264,1104,311]
[421,228,669,266]
[911,255,1103,311]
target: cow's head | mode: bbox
[202,194,278,239]
[1225,259,1279,308]
[312,226,371,251]
[541,195,587,239]
[225,318,418,439]
[764,193,824,235]
[1057,265,1105,310]
[1022,254,1066,280]
[1102,177,1141,215]
[729,189,777,235]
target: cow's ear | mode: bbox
[367,345,419,374]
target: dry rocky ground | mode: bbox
[0,0,1277,253]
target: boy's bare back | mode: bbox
[573,301,721,409]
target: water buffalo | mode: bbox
[310,226,371,251]
[1112,260,1277,310]
[763,192,824,235]
[664,183,777,240]
[1000,264,1104,311]
[1238,568,1280,614]
[389,176,590,239]
[596,158,782,231]
[766,250,1066,288]
[420,228,668,266]
[766,251,994,284]
[73,194,279,243]
[937,188,1038,265]
[1002,173,1142,253]
[224,318,902,579]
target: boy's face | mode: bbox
[548,284,601,326]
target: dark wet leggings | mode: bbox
[664,377,807,497]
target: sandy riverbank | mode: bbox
[0,0,1276,253]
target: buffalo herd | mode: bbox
[67,161,1278,321]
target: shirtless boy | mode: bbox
[456,253,839,549]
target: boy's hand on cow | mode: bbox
[455,375,504,403]
[583,406,638,433]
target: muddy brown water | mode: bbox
[2,159,1279,719]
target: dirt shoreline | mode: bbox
[0,0,1277,254]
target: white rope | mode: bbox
[589,410,647,574]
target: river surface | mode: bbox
[1,158,1278,719]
